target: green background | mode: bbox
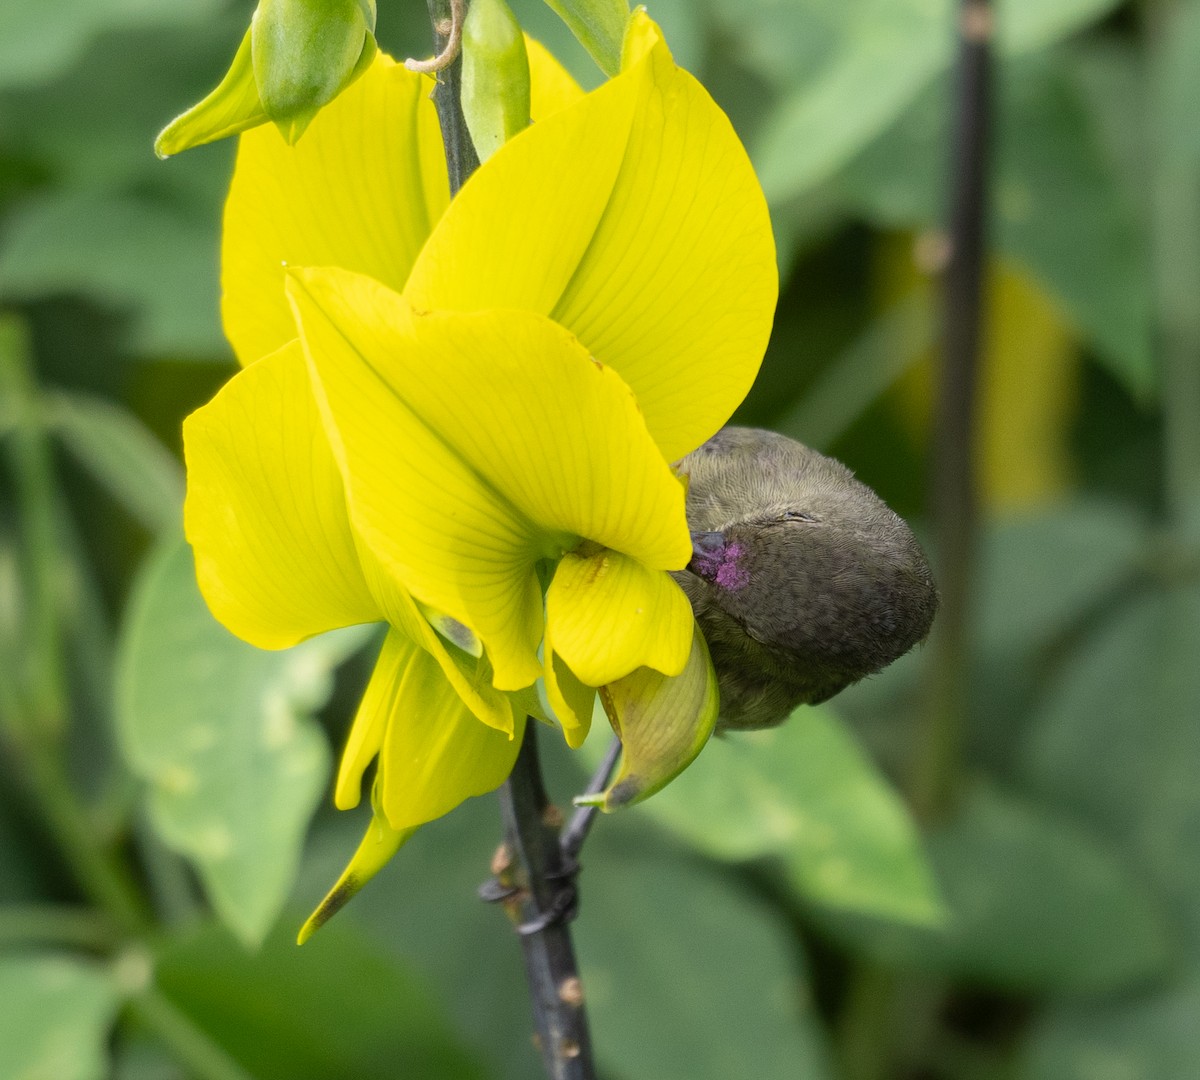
[1,1,1196,1078]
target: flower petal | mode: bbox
[297,806,415,943]
[526,35,585,120]
[587,621,719,810]
[547,550,692,687]
[334,628,406,810]
[405,12,776,461]
[551,12,778,460]
[287,268,543,689]
[287,267,692,686]
[543,642,595,748]
[182,340,379,649]
[374,643,526,830]
[359,558,515,734]
[222,52,447,365]
[402,52,637,318]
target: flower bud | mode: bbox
[155,0,376,158]
[461,0,532,162]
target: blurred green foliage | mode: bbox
[1,1,1198,1078]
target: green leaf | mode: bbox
[752,0,948,204]
[154,920,486,1080]
[577,820,835,1080]
[42,391,183,534]
[0,194,224,358]
[839,53,1154,399]
[542,0,629,76]
[0,0,225,88]
[1019,978,1200,1080]
[300,778,834,1080]
[977,501,1147,655]
[809,785,1170,993]
[751,0,1124,205]
[0,953,122,1080]
[116,536,372,946]
[595,707,942,926]
[1020,584,1200,954]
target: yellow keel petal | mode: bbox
[375,647,526,830]
[588,622,718,810]
[298,809,415,943]
[547,550,692,687]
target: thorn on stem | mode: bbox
[558,976,585,1007]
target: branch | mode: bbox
[561,737,622,862]
[912,0,993,823]
[424,0,480,196]
[495,724,596,1079]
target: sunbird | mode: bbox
[673,428,938,730]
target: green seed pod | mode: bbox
[461,0,532,163]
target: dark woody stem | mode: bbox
[420,5,597,1076]
[495,725,596,1080]
[425,0,480,197]
[912,0,993,823]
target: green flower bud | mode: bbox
[154,0,376,158]
[253,0,377,144]
[461,0,532,163]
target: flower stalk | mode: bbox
[418,8,596,1074]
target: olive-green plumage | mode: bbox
[672,428,938,730]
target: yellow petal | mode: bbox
[403,54,637,318]
[526,35,585,120]
[360,556,515,734]
[335,629,521,820]
[298,807,415,943]
[222,52,447,365]
[287,269,543,690]
[543,641,595,748]
[405,13,776,461]
[547,550,692,687]
[552,12,778,460]
[587,621,718,810]
[374,646,526,830]
[288,268,692,686]
[182,340,379,649]
[333,627,407,810]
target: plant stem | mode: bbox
[128,986,260,1080]
[0,905,120,951]
[0,315,150,934]
[1149,1,1200,542]
[420,8,596,1075]
[0,315,66,734]
[425,0,480,197]
[560,737,621,862]
[497,724,596,1080]
[912,0,993,824]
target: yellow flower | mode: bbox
[182,13,776,929]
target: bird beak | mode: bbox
[687,531,726,574]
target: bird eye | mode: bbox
[783,510,818,523]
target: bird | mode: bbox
[671,427,938,730]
